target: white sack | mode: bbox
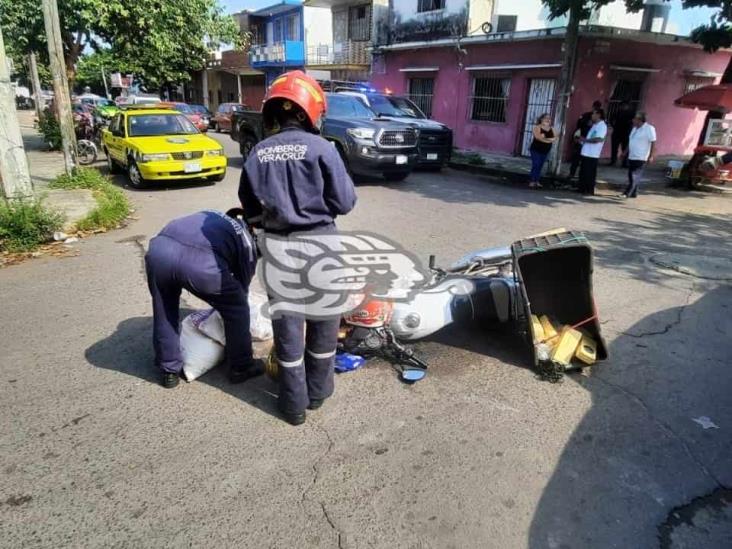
[181,310,224,381]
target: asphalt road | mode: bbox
[1,130,731,548]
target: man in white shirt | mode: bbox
[619,112,657,198]
[579,109,608,195]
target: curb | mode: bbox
[447,161,626,190]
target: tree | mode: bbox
[541,0,646,175]
[75,49,126,94]
[685,0,732,77]
[0,0,243,90]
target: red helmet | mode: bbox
[263,70,327,130]
[343,299,393,328]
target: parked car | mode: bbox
[337,90,452,169]
[115,94,161,107]
[102,105,226,188]
[212,103,247,132]
[92,98,119,120]
[230,93,419,181]
[157,102,208,132]
[189,104,213,130]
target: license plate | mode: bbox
[395,155,408,165]
[426,153,438,161]
[184,162,201,173]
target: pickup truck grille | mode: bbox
[419,130,450,147]
[378,129,418,148]
[171,151,203,160]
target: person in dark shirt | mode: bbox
[528,113,556,189]
[609,101,635,166]
[239,70,357,426]
[568,100,602,180]
[145,210,261,388]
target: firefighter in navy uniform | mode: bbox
[238,70,357,426]
[145,209,263,388]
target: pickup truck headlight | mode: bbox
[140,153,169,162]
[206,149,224,156]
[347,127,376,141]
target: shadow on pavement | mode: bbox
[528,286,732,548]
[84,314,281,420]
[588,207,732,284]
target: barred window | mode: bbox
[348,4,371,41]
[470,77,511,122]
[408,78,434,118]
[418,0,445,13]
[683,76,714,95]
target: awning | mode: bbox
[398,66,439,73]
[465,63,561,71]
[675,84,732,113]
[609,64,660,73]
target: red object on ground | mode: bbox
[674,84,732,113]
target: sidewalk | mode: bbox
[450,149,679,191]
[17,110,96,229]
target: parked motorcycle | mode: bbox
[76,113,107,165]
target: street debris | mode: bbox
[691,416,719,430]
[0,241,80,268]
[53,231,68,241]
[63,237,79,244]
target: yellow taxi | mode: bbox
[102,106,227,188]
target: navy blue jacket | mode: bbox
[238,127,357,231]
[156,210,256,285]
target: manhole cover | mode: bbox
[650,253,732,281]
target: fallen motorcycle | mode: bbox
[344,230,608,381]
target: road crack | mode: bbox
[621,284,695,338]
[301,422,343,548]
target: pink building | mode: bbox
[371,25,731,158]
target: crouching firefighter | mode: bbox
[238,70,357,426]
[145,209,264,388]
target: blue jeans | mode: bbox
[530,149,549,182]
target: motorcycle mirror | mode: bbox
[401,368,426,383]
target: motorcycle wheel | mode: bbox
[77,140,97,165]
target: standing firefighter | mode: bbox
[145,210,262,388]
[238,71,357,426]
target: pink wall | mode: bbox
[372,37,731,157]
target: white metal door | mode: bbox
[521,78,557,156]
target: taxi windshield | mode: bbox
[127,113,199,137]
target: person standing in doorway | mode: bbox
[619,112,656,198]
[608,101,634,167]
[568,100,602,181]
[528,113,556,189]
[578,109,607,195]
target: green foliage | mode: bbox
[48,168,130,230]
[38,110,62,151]
[541,0,646,20]
[75,50,124,94]
[0,0,243,89]
[0,200,64,253]
[683,1,732,53]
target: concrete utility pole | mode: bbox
[42,0,76,173]
[101,65,110,99]
[29,52,44,121]
[548,0,581,177]
[0,26,34,200]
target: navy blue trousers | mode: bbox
[266,225,340,414]
[145,235,254,374]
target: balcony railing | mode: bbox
[249,41,304,66]
[306,41,371,67]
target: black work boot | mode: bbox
[307,398,326,410]
[282,411,306,426]
[162,372,180,389]
[228,358,265,384]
